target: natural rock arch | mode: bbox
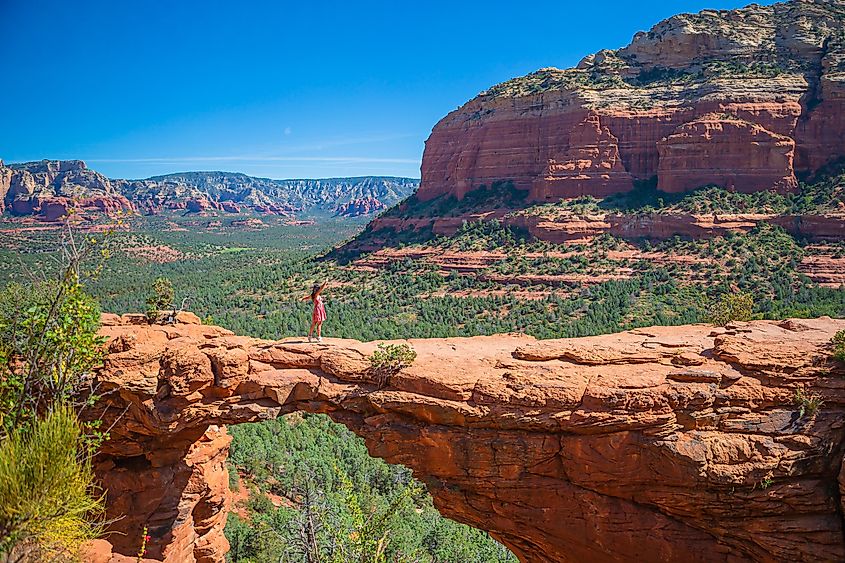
[84,314,845,562]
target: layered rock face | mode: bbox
[418,0,845,202]
[0,159,133,218]
[536,112,634,199]
[656,115,798,193]
[362,209,845,252]
[334,196,389,217]
[87,314,845,562]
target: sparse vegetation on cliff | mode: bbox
[369,343,417,388]
[145,276,175,321]
[794,387,824,418]
[831,330,845,363]
[633,61,789,87]
[708,292,756,326]
[479,67,628,98]
[380,180,528,221]
[511,163,845,219]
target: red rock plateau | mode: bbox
[85,313,845,562]
[418,0,845,203]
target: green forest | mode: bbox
[4,214,836,343]
[225,415,515,562]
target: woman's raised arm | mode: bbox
[316,279,329,295]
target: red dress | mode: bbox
[312,295,327,323]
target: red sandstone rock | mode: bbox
[416,2,844,204]
[82,539,159,563]
[84,315,845,563]
[0,166,11,215]
[334,196,388,217]
[0,160,137,220]
[657,116,798,193]
[40,198,73,221]
[365,209,845,247]
[186,198,220,213]
[253,203,293,216]
[220,201,240,213]
[532,112,633,200]
[12,195,135,221]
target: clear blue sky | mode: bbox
[1,0,776,180]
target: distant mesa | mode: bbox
[0,159,418,221]
[0,159,134,220]
[417,0,845,204]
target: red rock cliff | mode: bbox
[417,0,845,203]
[85,313,845,562]
[0,160,134,219]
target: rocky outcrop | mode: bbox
[229,218,266,230]
[86,314,845,562]
[656,115,798,193]
[219,201,240,213]
[185,197,221,213]
[362,210,845,249]
[334,196,388,217]
[0,160,134,220]
[534,112,634,199]
[418,0,845,203]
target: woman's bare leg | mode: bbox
[308,320,317,339]
[316,322,322,340]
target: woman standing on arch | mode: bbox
[303,279,328,342]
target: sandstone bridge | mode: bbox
[83,314,845,563]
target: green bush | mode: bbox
[145,276,174,320]
[0,280,104,436]
[832,330,845,363]
[369,343,417,388]
[794,388,824,418]
[708,292,755,326]
[0,405,104,560]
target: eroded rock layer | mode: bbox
[0,160,134,219]
[86,313,845,562]
[418,0,845,202]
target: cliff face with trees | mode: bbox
[418,0,845,203]
[85,313,845,563]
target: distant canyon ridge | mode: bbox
[0,159,418,220]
